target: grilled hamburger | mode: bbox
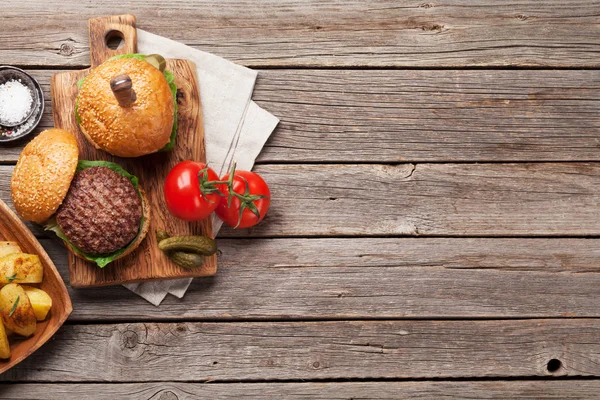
[75,54,177,158]
[11,129,150,267]
[56,167,142,255]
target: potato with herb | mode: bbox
[22,286,52,321]
[0,283,36,337]
[0,242,21,258]
[0,254,43,285]
[0,318,10,359]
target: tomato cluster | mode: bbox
[164,161,270,229]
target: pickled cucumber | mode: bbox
[155,230,170,243]
[158,236,217,256]
[155,230,216,269]
[145,54,167,72]
[168,252,205,269]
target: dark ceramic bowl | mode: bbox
[0,66,44,143]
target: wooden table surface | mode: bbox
[1,1,600,398]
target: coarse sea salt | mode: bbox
[0,79,33,125]
[0,94,40,138]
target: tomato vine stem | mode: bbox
[225,163,269,228]
[197,166,229,201]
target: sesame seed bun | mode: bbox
[11,129,79,224]
[77,57,175,158]
[66,187,151,263]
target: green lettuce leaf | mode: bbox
[74,97,81,125]
[75,160,139,189]
[44,160,145,268]
[110,53,147,62]
[75,53,178,151]
[161,69,178,151]
[74,77,85,125]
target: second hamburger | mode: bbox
[11,129,150,267]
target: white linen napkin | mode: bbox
[122,30,279,305]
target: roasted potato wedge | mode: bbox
[0,242,21,258]
[0,254,43,285]
[0,318,10,359]
[22,286,52,321]
[0,283,36,337]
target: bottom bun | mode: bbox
[78,125,102,153]
[65,187,151,264]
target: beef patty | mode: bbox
[56,166,142,255]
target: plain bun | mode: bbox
[11,129,79,224]
[77,57,174,158]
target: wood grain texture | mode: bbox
[2,381,600,399]
[3,162,600,237]
[1,320,599,381]
[254,69,600,163]
[2,1,599,67]
[88,14,137,68]
[2,69,599,163]
[0,200,71,374]
[222,163,600,237]
[30,237,600,320]
[1,2,597,393]
[220,163,600,237]
[50,16,215,287]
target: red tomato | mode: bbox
[216,169,271,229]
[164,161,224,221]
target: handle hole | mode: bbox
[105,30,125,50]
[547,358,562,373]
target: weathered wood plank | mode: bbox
[255,69,600,163]
[2,1,599,67]
[1,320,599,381]
[36,237,600,320]
[2,380,600,399]
[216,163,600,237]
[2,163,600,237]
[2,69,600,163]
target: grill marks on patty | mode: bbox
[56,167,142,255]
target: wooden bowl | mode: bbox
[0,199,72,374]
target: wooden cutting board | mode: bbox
[50,14,217,288]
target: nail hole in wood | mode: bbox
[105,30,125,50]
[547,358,562,373]
[176,89,185,104]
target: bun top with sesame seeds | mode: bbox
[76,57,175,158]
[11,129,79,224]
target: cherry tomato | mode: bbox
[164,161,223,221]
[216,169,270,229]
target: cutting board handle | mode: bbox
[88,14,138,68]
